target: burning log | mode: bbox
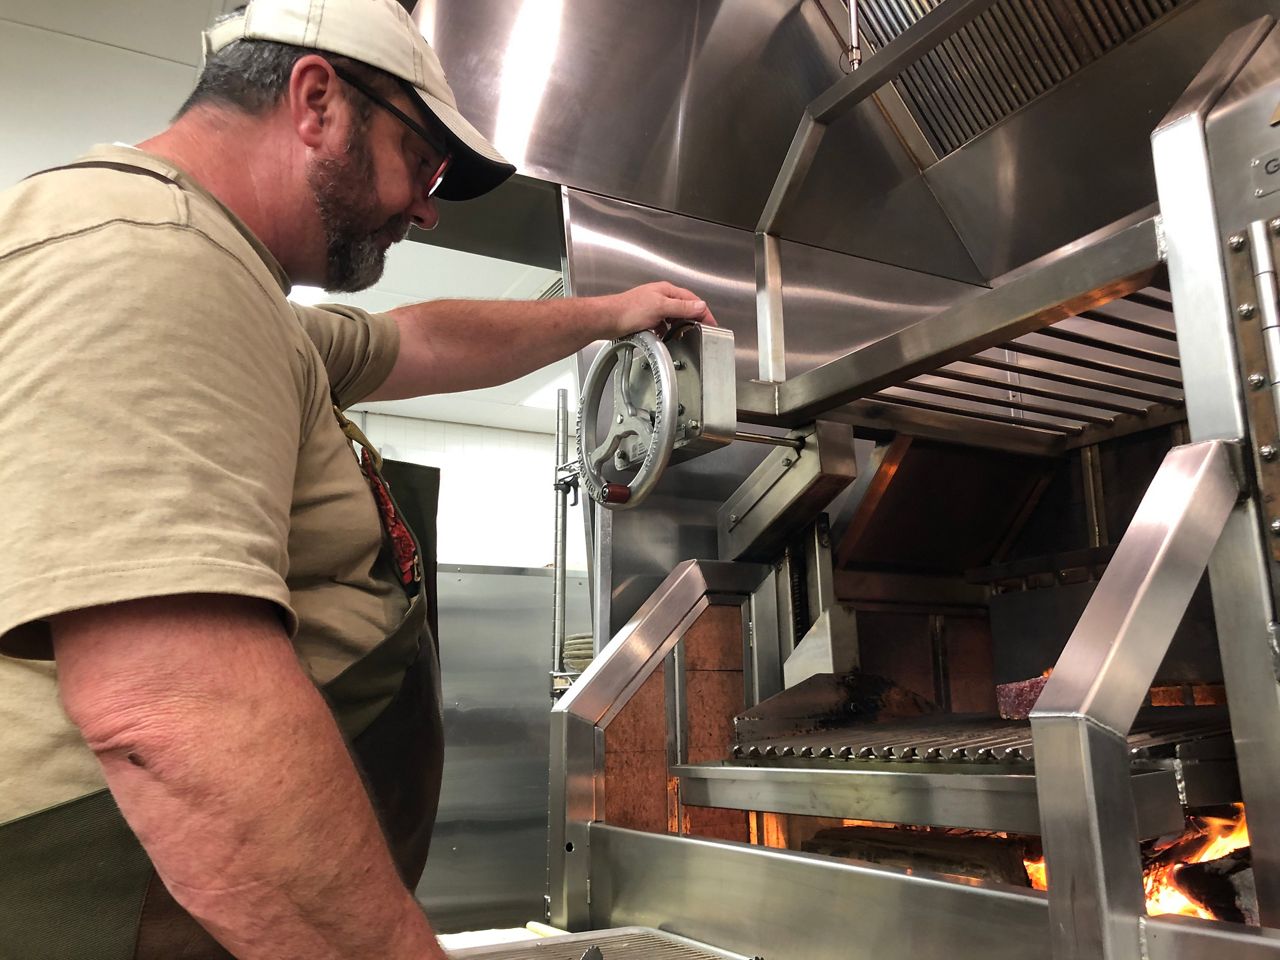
[1170,851,1257,926]
[805,825,1033,886]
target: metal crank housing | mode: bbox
[577,323,736,509]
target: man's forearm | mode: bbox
[368,281,714,401]
[53,595,443,960]
[376,296,613,399]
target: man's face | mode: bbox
[306,118,412,293]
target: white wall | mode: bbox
[358,412,588,570]
[2,0,586,572]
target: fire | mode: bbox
[1144,806,1250,919]
[1023,806,1250,920]
[1024,856,1047,891]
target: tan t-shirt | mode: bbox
[0,145,410,823]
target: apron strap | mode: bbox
[24,160,178,186]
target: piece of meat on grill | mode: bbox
[996,675,1051,721]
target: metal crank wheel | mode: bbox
[577,330,678,509]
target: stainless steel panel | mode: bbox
[417,568,591,932]
[416,0,979,281]
[925,0,1280,278]
[590,824,1050,960]
[674,762,1184,838]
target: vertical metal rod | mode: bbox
[1080,444,1109,548]
[755,232,788,382]
[552,388,570,681]
[930,614,951,711]
[848,0,860,64]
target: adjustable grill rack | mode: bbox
[738,213,1183,456]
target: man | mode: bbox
[0,1,715,957]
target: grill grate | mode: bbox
[731,707,1230,765]
[858,0,1188,155]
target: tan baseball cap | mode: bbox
[204,0,515,201]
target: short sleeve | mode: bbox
[0,222,301,658]
[291,303,400,410]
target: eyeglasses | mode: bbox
[330,64,453,198]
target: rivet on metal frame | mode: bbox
[1270,518,1280,536]
[1261,444,1278,462]
[1250,372,1268,389]
[1240,302,1258,319]
[1271,217,1280,235]
[1230,233,1248,251]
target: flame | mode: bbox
[1024,856,1047,891]
[1024,806,1251,920]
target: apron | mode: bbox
[0,162,444,960]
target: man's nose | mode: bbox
[409,192,439,231]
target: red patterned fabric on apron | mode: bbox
[331,403,423,599]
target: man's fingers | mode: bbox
[664,297,708,318]
[661,283,700,302]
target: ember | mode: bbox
[1023,805,1253,922]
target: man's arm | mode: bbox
[52,594,443,960]
[366,281,716,401]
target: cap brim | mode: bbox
[414,88,516,202]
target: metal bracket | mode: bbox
[1226,221,1280,560]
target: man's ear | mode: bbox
[289,55,341,149]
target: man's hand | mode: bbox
[599,281,718,339]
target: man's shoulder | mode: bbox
[0,159,191,262]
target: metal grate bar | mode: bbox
[900,379,1115,423]
[869,392,1081,433]
[1079,309,1178,342]
[999,341,1184,389]
[1033,326,1181,367]
[965,354,1177,405]
[929,367,1147,414]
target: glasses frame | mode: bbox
[330,64,453,198]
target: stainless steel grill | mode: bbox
[859,0,1188,155]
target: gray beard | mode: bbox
[307,131,408,293]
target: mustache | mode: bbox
[374,215,413,245]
